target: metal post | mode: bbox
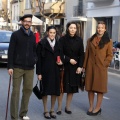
[5,0,8,30]
[18,0,19,20]
[42,1,45,38]
[118,49,120,70]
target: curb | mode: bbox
[108,67,120,74]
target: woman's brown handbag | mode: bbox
[33,80,43,100]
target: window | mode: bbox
[25,0,31,9]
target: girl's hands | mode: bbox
[76,67,82,74]
[70,59,77,65]
[56,59,63,65]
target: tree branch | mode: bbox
[38,0,50,19]
[37,0,65,25]
[48,0,59,18]
[53,1,65,19]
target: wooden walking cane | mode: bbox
[5,75,12,120]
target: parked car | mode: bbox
[0,30,12,63]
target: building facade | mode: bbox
[64,0,87,46]
[86,0,120,42]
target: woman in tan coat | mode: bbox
[83,21,113,116]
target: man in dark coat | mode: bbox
[8,14,37,120]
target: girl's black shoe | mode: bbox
[65,107,72,114]
[49,111,56,119]
[43,112,51,119]
[56,111,62,115]
[90,108,102,116]
[87,110,92,115]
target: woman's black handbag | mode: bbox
[79,72,85,91]
[33,80,43,100]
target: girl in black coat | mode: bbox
[59,22,84,114]
[36,26,63,119]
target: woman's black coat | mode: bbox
[36,38,62,96]
[59,34,84,87]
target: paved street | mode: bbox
[0,64,120,120]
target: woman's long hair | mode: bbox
[90,21,110,49]
[66,21,78,36]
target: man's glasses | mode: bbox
[23,20,32,24]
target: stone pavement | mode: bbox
[0,67,111,120]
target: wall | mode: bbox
[86,0,120,43]
[112,16,120,42]
[86,0,120,17]
[65,0,78,23]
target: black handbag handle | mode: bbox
[36,80,43,91]
[40,80,43,91]
[36,80,39,85]
[82,72,85,77]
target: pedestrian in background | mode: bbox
[8,14,37,120]
[83,21,113,116]
[115,42,120,49]
[34,28,40,44]
[59,21,84,114]
[36,26,63,119]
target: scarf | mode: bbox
[47,37,56,50]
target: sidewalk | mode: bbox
[108,67,120,74]
[1,76,106,120]
[0,67,112,120]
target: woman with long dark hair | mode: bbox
[83,21,113,116]
[59,21,84,114]
[36,26,63,119]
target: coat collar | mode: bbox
[20,26,33,36]
[64,34,80,51]
[41,38,59,53]
[65,34,78,41]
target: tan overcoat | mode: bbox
[83,38,113,93]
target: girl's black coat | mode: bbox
[36,38,62,95]
[59,34,84,86]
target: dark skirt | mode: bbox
[60,66,79,93]
[63,84,78,93]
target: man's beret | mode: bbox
[20,14,33,21]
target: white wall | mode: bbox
[12,3,18,21]
[64,0,79,30]
[65,0,78,23]
[86,0,120,17]
[11,3,19,31]
[87,6,120,17]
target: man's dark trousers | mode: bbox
[10,68,34,120]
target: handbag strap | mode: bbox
[36,80,39,85]
[40,80,43,91]
[82,72,85,77]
